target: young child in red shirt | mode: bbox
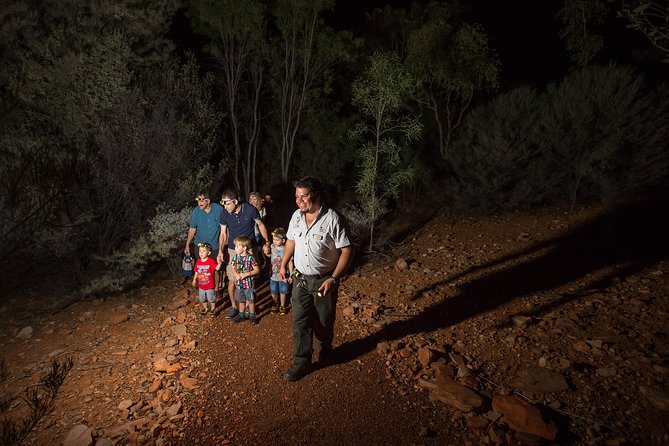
[192,243,219,316]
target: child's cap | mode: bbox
[271,228,287,240]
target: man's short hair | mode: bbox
[221,187,239,200]
[294,176,322,202]
[196,191,211,200]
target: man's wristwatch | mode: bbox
[329,276,338,285]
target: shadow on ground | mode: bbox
[335,195,669,363]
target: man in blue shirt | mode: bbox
[185,192,224,287]
[217,188,271,318]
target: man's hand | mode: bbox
[317,277,337,297]
[184,245,191,256]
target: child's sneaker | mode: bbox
[249,315,258,325]
[210,309,217,318]
[270,305,278,314]
[200,308,208,316]
[279,306,286,316]
[231,313,245,324]
[244,310,250,319]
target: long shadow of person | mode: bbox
[334,195,668,364]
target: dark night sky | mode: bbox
[327,0,569,88]
[172,0,663,91]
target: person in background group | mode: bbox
[249,191,268,269]
[185,192,223,291]
[217,188,271,319]
[229,236,261,325]
[191,243,219,317]
[279,177,352,382]
[269,227,293,316]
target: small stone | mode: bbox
[165,362,183,374]
[148,380,162,393]
[573,341,591,352]
[16,326,33,340]
[510,367,569,394]
[492,395,557,440]
[179,373,198,389]
[395,258,409,271]
[63,424,93,446]
[173,324,187,338]
[109,312,129,325]
[376,342,391,354]
[343,306,357,317]
[417,347,435,367]
[153,358,170,372]
[168,298,189,310]
[430,377,485,412]
[117,399,133,410]
[165,402,182,418]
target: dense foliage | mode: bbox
[444,65,669,212]
[0,0,666,293]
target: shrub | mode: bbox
[445,65,669,212]
[82,205,192,295]
[0,357,73,445]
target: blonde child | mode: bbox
[230,236,260,325]
[192,243,219,316]
[269,228,293,315]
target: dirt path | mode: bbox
[178,285,458,445]
[1,201,667,445]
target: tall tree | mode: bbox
[404,2,499,159]
[269,0,347,184]
[189,0,266,196]
[556,0,607,67]
[350,52,422,251]
[620,0,669,58]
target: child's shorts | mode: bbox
[270,279,290,295]
[235,287,255,303]
[198,289,216,303]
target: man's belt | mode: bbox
[299,271,333,279]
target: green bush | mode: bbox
[81,205,192,295]
[445,65,669,212]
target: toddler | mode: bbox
[230,236,260,325]
[192,243,219,316]
[269,228,293,315]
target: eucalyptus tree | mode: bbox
[189,0,266,196]
[269,0,350,184]
[404,2,499,160]
[556,0,607,67]
[620,0,669,58]
[350,52,422,251]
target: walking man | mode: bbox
[217,188,272,318]
[185,192,223,289]
[279,177,352,381]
